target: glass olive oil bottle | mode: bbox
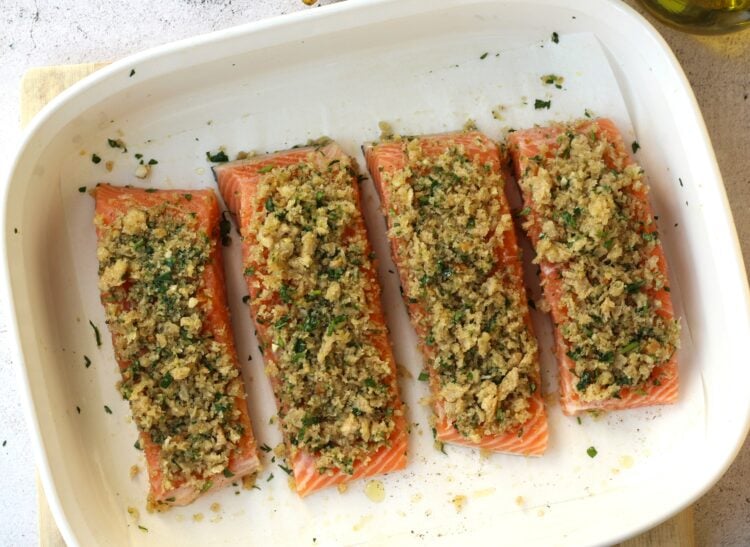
[639,0,750,33]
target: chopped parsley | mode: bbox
[206,150,229,163]
[91,153,101,164]
[84,355,91,368]
[631,141,640,154]
[108,138,127,152]
[259,443,272,452]
[534,99,551,109]
[104,405,112,414]
[541,74,564,89]
[78,186,87,193]
[89,320,102,346]
[278,464,292,476]
[259,164,275,174]
[551,31,559,43]
[586,446,598,458]
[480,52,488,60]
[418,371,429,382]
[129,69,136,77]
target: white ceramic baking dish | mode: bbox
[4,0,749,545]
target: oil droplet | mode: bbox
[515,495,525,506]
[353,514,373,531]
[364,480,385,502]
[411,492,423,503]
[452,495,467,512]
[473,487,496,498]
[620,455,634,469]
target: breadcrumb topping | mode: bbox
[516,122,680,401]
[382,136,538,442]
[246,151,398,474]
[96,196,244,491]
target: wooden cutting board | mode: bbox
[21,63,695,547]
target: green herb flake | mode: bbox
[626,280,646,293]
[206,150,229,163]
[76,406,81,414]
[159,372,173,389]
[200,481,213,492]
[279,464,293,475]
[242,295,250,304]
[107,138,127,152]
[551,31,559,43]
[138,525,148,532]
[84,355,91,368]
[576,416,582,425]
[620,341,640,354]
[78,186,87,193]
[586,446,598,458]
[480,52,489,60]
[129,69,136,77]
[534,99,551,110]
[418,371,429,382]
[631,141,640,154]
[148,158,158,165]
[223,468,235,478]
[260,443,272,452]
[259,164,275,174]
[267,473,274,482]
[134,439,142,450]
[516,206,531,217]
[89,320,102,346]
[104,405,113,414]
[91,153,102,164]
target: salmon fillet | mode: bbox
[213,142,407,496]
[507,119,680,415]
[93,184,260,507]
[364,131,548,456]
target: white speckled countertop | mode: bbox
[0,1,747,545]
